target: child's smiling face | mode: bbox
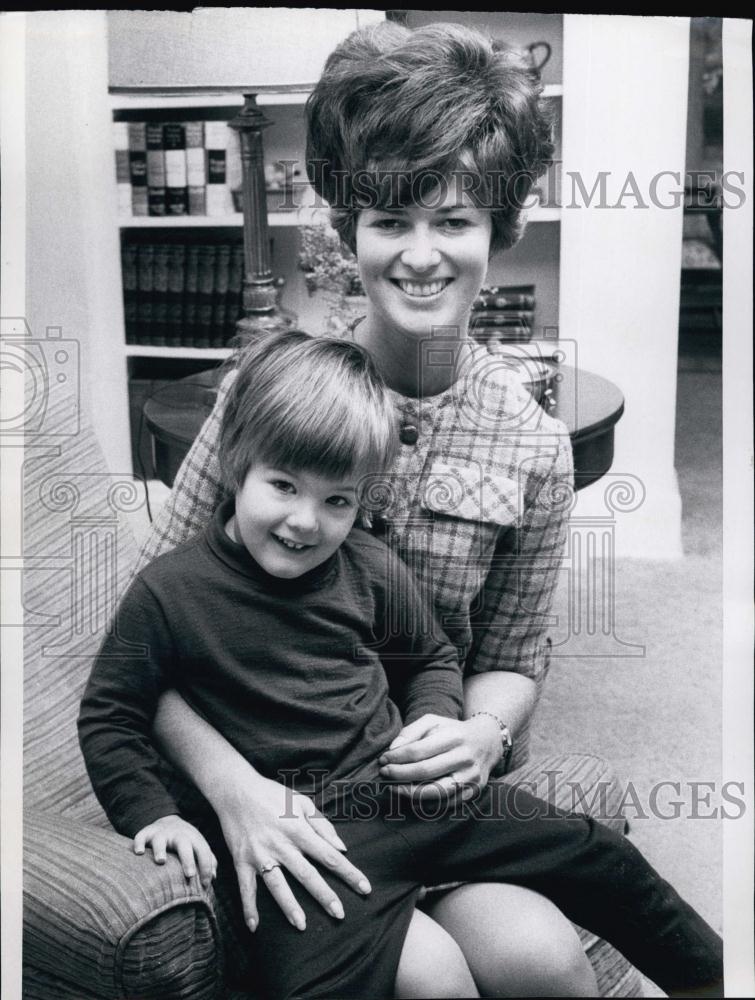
[228,463,360,578]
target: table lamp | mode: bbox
[228,84,315,344]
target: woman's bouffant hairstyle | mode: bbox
[306,21,555,255]
[218,330,398,493]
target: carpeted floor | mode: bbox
[531,328,723,994]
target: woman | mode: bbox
[139,21,630,998]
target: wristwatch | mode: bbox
[471,711,513,766]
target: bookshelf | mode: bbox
[113,89,321,478]
[113,91,334,367]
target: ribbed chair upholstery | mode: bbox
[22,378,642,998]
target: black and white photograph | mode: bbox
[1,8,752,999]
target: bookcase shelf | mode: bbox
[109,90,312,111]
[119,208,329,228]
[110,84,562,110]
[119,207,562,229]
[125,345,232,359]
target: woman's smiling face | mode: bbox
[355,182,492,344]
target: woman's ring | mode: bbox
[258,861,281,875]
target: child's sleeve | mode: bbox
[77,576,181,837]
[376,549,464,725]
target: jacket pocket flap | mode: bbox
[422,462,522,527]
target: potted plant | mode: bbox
[298,222,367,337]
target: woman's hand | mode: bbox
[213,770,372,933]
[152,690,371,934]
[377,713,502,801]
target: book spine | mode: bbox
[212,244,232,347]
[472,293,536,311]
[127,122,148,217]
[183,244,200,347]
[152,244,170,346]
[205,121,231,217]
[195,245,217,348]
[136,244,155,345]
[226,127,243,203]
[470,310,534,326]
[166,244,186,348]
[226,243,244,342]
[145,122,167,216]
[121,243,139,345]
[185,121,206,215]
[479,284,536,296]
[473,326,533,343]
[164,122,188,216]
[113,122,132,219]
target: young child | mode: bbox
[79,331,723,1000]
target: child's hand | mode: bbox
[133,814,217,889]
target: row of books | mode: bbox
[470,284,537,344]
[114,120,244,218]
[122,242,244,347]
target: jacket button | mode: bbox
[399,423,419,445]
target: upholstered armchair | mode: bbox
[22,378,223,999]
[22,378,643,998]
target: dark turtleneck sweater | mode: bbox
[78,497,464,837]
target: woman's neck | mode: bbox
[355,312,473,399]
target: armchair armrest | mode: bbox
[23,810,223,1000]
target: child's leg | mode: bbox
[423,883,598,997]
[395,908,480,999]
[398,782,723,998]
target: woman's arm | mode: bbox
[377,672,536,797]
[462,671,536,743]
[153,690,372,932]
[465,428,573,765]
[378,429,573,792]
[467,430,573,685]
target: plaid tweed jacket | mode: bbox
[136,343,573,730]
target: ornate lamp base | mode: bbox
[232,278,298,346]
[233,309,298,346]
[230,92,298,348]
